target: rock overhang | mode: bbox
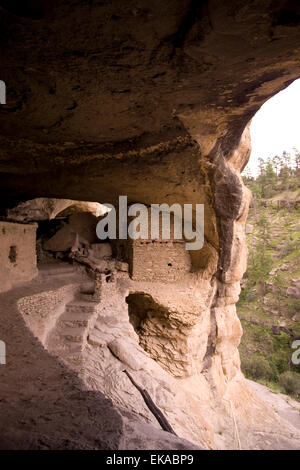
[0,1,299,161]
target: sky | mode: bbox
[247,78,300,175]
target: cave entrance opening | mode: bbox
[126,293,150,333]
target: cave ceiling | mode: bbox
[0,0,299,205]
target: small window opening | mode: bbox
[9,245,17,263]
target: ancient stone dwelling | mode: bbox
[0,0,300,451]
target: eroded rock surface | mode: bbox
[0,0,300,450]
[13,262,300,450]
[7,198,107,221]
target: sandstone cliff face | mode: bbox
[0,0,300,450]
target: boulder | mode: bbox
[43,225,77,252]
[44,212,98,252]
[108,339,148,371]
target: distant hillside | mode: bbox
[238,151,300,397]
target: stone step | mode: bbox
[77,292,100,302]
[80,281,95,294]
[61,326,87,343]
[61,342,86,353]
[58,351,84,365]
[66,300,97,313]
[59,311,95,328]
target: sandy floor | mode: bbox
[248,380,300,432]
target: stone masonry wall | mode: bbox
[131,240,191,282]
[0,221,37,293]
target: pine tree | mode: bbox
[272,155,282,175]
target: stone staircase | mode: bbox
[46,278,99,360]
[61,300,97,346]
[46,270,134,368]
